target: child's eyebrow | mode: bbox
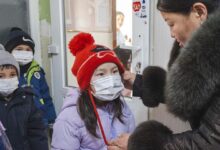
[95,66,118,72]
[95,68,105,72]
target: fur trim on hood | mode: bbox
[166,10,220,121]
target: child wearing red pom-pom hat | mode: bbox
[51,32,135,150]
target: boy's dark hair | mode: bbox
[77,90,124,138]
[0,64,18,75]
[157,0,220,15]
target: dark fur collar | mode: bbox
[166,10,220,121]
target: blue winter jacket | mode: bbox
[19,60,56,125]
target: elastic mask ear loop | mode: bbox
[88,87,108,145]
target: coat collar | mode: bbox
[166,10,220,121]
[0,87,33,107]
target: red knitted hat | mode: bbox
[69,32,125,90]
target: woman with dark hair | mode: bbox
[108,0,220,149]
[114,47,132,97]
[114,47,132,71]
[51,32,135,150]
[167,40,180,70]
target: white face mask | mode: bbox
[0,77,19,97]
[12,50,33,65]
[91,75,124,101]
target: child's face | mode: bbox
[11,44,34,66]
[0,67,17,79]
[91,63,120,82]
[0,66,19,97]
[12,44,32,52]
[90,63,124,101]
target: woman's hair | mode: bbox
[167,40,181,70]
[157,0,220,15]
[114,47,132,71]
[77,90,124,138]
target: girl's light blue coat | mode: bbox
[51,88,135,150]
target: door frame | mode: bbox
[29,0,42,65]
[49,0,66,112]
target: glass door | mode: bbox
[0,0,29,44]
[50,0,149,125]
[50,0,114,112]
[64,0,114,87]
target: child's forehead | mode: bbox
[0,65,17,72]
[95,63,118,71]
[15,44,32,49]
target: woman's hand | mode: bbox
[122,71,136,90]
[107,133,130,150]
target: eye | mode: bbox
[169,23,174,28]
[16,48,24,51]
[0,74,6,79]
[10,73,17,78]
[112,68,119,74]
[95,72,105,77]
[167,21,174,27]
[26,48,32,51]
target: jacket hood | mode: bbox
[166,10,220,121]
[61,88,80,111]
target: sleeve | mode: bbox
[132,74,143,97]
[128,97,220,150]
[0,122,12,150]
[27,98,49,150]
[164,96,220,150]
[133,66,166,107]
[122,100,135,133]
[31,69,56,124]
[128,111,135,133]
[51,118,81,150]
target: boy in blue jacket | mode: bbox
[0,44,48,150]
[4,27,56,126]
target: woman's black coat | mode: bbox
[128,10,220,150]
